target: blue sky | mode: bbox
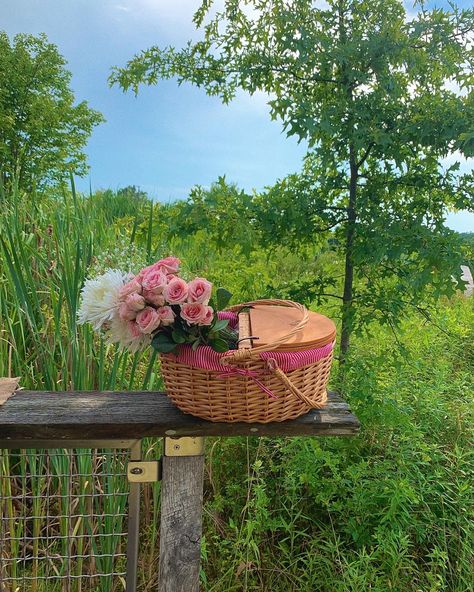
[3,0,473,232]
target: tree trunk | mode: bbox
[340,144,357,362]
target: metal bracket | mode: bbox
[164,436,204,457]
[127,460,162,482]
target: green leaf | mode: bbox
[191,338,201,351]
[209,337,230,353]
[216,287,232,311]
[172,329,186,343]
[151,332,178,353]
[212,318,229,332]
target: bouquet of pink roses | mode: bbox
[78,256,236,354]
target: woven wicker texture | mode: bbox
[161,354,332,423]
[160,300,334,423]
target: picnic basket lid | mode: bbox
[248,302,336,351]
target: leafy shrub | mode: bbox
[201,300,473,591]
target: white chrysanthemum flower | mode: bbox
[106,317,151,353]
[78,269,131,330]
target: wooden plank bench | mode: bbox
[0,390,359,592]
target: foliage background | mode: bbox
[0,32,103,192]
[0,1,472,589]
[0,186,472,591]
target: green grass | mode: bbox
[0,447,129,592]
[200,302,473,591]
[0,187,472,591]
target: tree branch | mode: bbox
[356,142,375,168]
[313,217,349,232]
[318,293,344,300]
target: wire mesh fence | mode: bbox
[0,445,134,592]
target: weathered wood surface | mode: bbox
[158,454,204,592]
[0,390,359,441]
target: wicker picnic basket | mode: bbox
[160,299,335,423]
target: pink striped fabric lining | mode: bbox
[163,340,335,373]
[216,310,239,328]
[162,310,334,372]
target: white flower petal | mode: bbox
[106,317,151,353]
[78,269,131,330]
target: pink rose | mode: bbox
[156,306,175,326]
[188,277,212,305]
[125,293,146,312]
[141,268,167,294]
[163,277,188,304]
[128,321,142,339]
[200,305,214,326]
[137,257,180,280]
[180,302,206,325]
[155,256,180,275]
[143,290,165,307]
[118,278,142,300]
[136,307,161,334]
[119,302,138,321]
[136,264,153,281]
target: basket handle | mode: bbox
[267,358,327,409]
[225,299,309,361]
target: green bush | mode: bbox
[201,300,473,591]
[1,186,472,591]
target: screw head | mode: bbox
[130,467,143,475]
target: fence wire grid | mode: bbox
[0,446,133,592]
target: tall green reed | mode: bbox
[0,185,159,590]
[0,185,158,390]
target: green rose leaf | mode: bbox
[152,332,178,353]
[172,329,186,343]
[209,337,230,353]
[213,318,229,332]
[216,287,232,311]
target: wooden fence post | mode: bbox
[158,437,205,592]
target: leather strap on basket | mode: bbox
[266,358,328,409]
[224,299,309,361]
[223,299,327,409]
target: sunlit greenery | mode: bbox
[1,185,472,590]
[0,1,473,589]
[112,0,474,358]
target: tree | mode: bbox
[111,0,474,358]
[164,176,258,253]
[0,32,103,192]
